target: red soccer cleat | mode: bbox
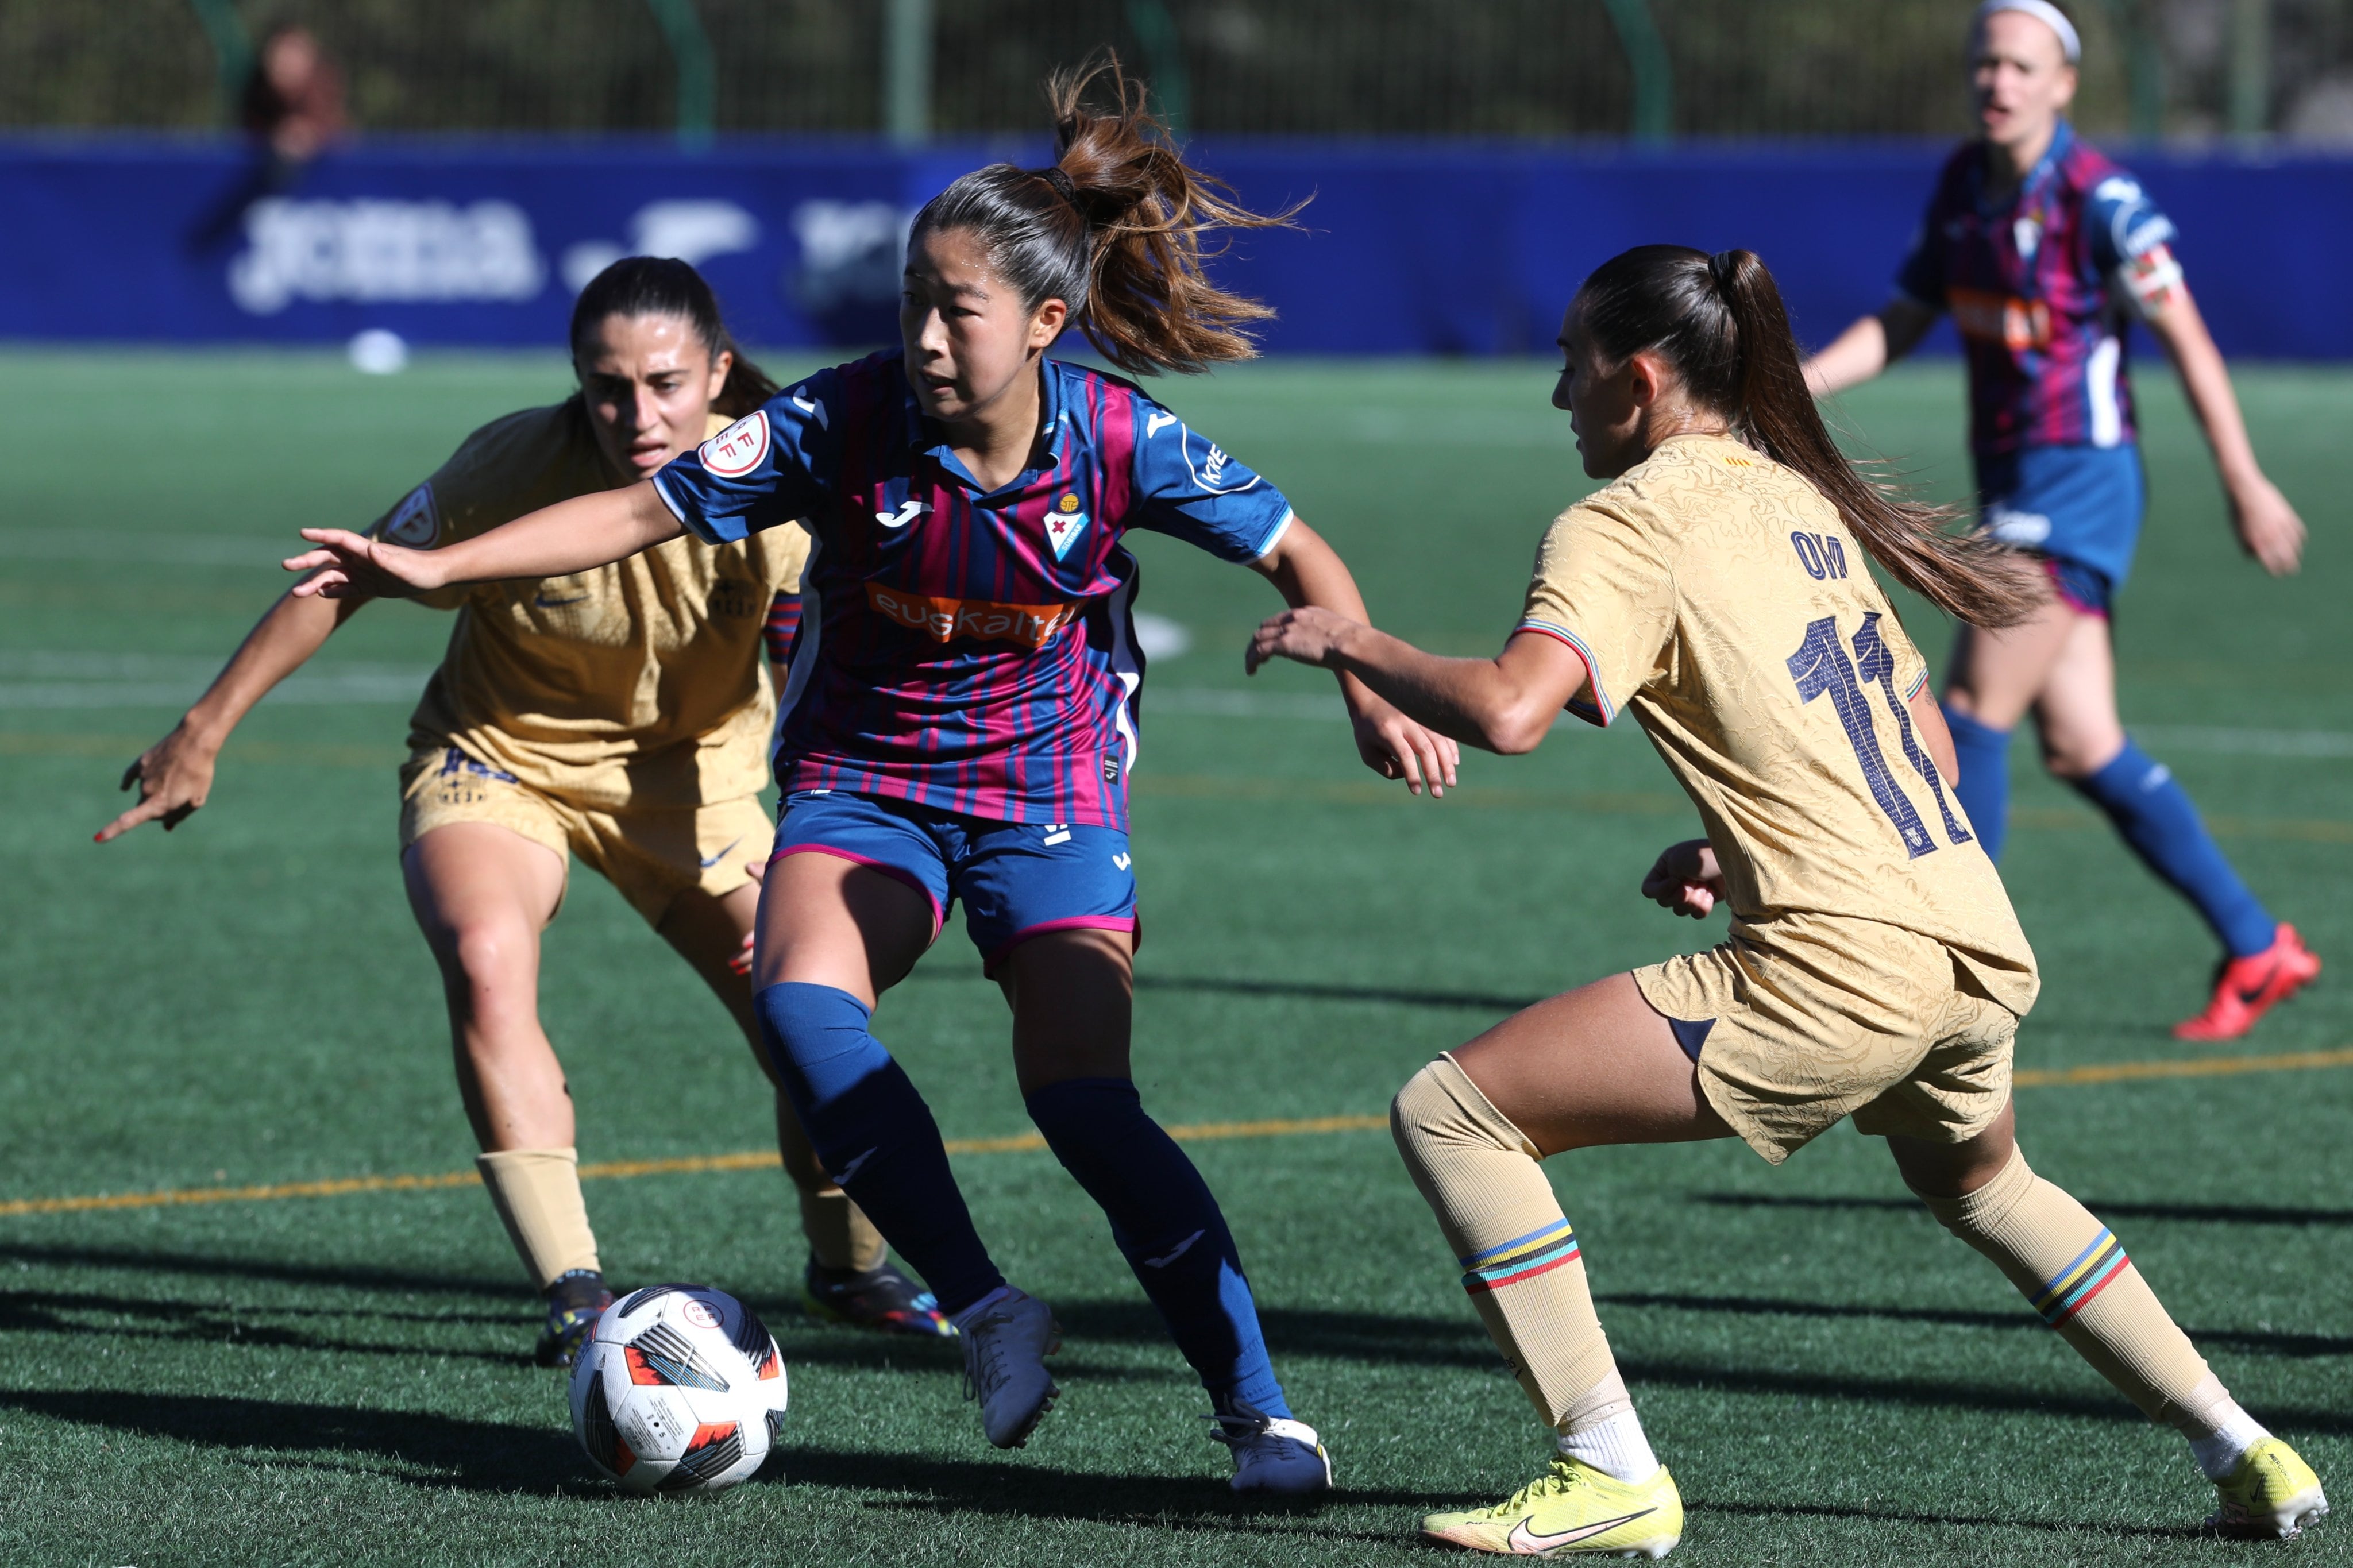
[2174,925,2322,1041]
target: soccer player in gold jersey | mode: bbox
[99,258,947,1362]
[1250,245,2325,1552]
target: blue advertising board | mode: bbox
[2,136,2347,358]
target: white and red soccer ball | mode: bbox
[567,1283,787,1496]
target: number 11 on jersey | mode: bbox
[1785,613,1971,860]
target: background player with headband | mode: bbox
[1253,244,2327,1554]
[1805,0,2318,1041]
[279,60,1457,1490]
[101,258,942,1364]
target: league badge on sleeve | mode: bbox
[381,484,439,547]
[700,411,772,479]
[1044,493,1089,560]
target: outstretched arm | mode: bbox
[1247,609,1589,756]
[285,481,684,599]
[1251,520,1460,795]
[2140,287,2306,576]
[97,585,364,841]
[1803,299,1941,398]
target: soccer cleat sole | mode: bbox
[798,1283,956,1337]
[2210,1492,2329,1540]
[1420,1523,1679,1558]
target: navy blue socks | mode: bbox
[754,982,1005,1315]
[1025,1076,1290,1418]
[2071,741,2276,958]
[1942,702,2013,862]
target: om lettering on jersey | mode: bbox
[651,350,1295,828]
[1895,122,2184,455]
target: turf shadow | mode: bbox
[0,1389,588,1494]
[1615,1357,2353,1438]
[1690,1497,2202,1543]
[1052,1297,1496,1370]
[0,1287,532,1365]
[774,1443,1485,1531]
[0,1238,520,1299]
[1596,1290,2353,1359]
[1693,1191,2353,1227]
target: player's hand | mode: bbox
[97,724,219,841]
[1347,698,1459,798]
[1245,605,1356,674]
[727,856,770,975]
[1641,838,1723,919]
[2227,476,2305,576]
[283,528,446,600]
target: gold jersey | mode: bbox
[368,400,810,814]
[1520,432,2038,1014]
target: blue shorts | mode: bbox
[773,790,1138,971]
[1975,443,2143,607]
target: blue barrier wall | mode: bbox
[4,137,2349,357]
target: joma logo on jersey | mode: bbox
[865,583,1077,648]
[1947,287,2051,351]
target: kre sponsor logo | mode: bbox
[1948,287,2051,351]
[865,582,1077,648]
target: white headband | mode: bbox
[1974,0,2082,63]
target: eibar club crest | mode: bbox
[1044,493,1088,560]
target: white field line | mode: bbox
[0,651,430,709]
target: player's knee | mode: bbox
[441,918,535,996]
[1392,1058,1522,1176]
[1909,1142,2034,1238]
[753,982,889,1116]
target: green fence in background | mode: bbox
[5,0,2351,142]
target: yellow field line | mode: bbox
[2,1042,2347,1221]
[0,1114,1390,1219]
[2013,1044,2353,1087]
[5,1040,2346,1222]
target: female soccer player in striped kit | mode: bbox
[102,260,938,1364]
[281,61,1454,1489]
[1807,0,2318,1040]
[1251,246,2324,1552]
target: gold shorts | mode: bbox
[398,743,774,928]
[1633,912,2018,1165]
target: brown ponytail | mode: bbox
[1579,245,2043,629]
[909,53,1303,375]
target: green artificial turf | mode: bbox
[1,346,2347,1566]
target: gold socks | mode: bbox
[1392,1055,1629,1431]
[799,1184,888,1275]
[1916,1145,2219,1424]
[476,1147,600,1290]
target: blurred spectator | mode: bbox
[240,26,346,161]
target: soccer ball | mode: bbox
[568,1283,788,1496]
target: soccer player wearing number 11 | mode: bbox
[1251,246,2324,1553]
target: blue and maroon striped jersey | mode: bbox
[1895,122,2182,456]
[653,350,1294,828]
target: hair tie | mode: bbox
[1708,250,1738,294]
[1037,165,1084,217]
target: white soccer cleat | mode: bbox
[958,1288,1060,1449]
[1210,1400,1334,1494]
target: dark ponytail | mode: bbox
[908,53,1303,375]
[568,255,780,418]
[1578,245,2043,629]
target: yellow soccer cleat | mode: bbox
[2209,1438,2329,1539]
[1422,1454,1683,1558]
